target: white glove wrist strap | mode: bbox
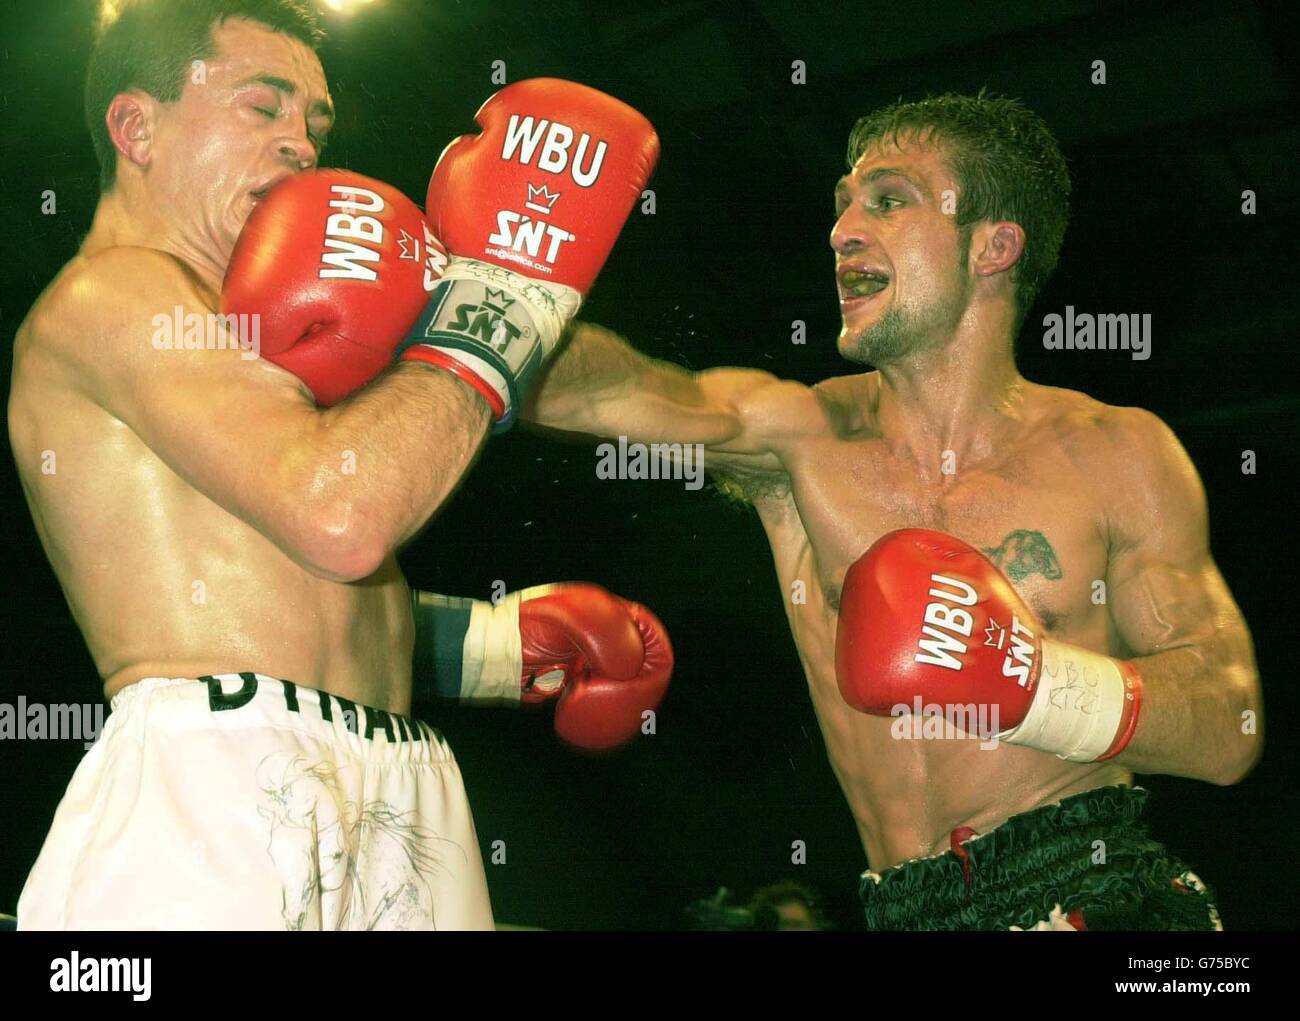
[464,584,563,703]
[999,640,1136,762]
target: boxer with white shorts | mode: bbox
[10,1,659,929]
[21,674,491,930]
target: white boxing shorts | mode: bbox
[18,673,494,930]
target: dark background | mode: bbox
[1,0,1297,929]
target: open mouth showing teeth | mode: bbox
[840,270,890,297]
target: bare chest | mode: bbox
[777,434,1111,637]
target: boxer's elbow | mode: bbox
[304,513,386,582]
[1204,740,1260,786]
[264,442,394,581]
[288,494,388,583]
[1209,727,1263,787]
[1208,666,1263,786]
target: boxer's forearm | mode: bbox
[523,321,643,432]
[302,364,490,580]
[1107,635,1261,784]
[523,321,740,445]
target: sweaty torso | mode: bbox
[733,372,1131,870]
[9,252,412,711]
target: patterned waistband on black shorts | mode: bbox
[858,785,1219,931]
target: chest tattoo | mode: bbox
[981,529,1063,582]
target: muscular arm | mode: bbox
[1103,409,1261,784]
[47,248,489,582]
[522,320,817,477]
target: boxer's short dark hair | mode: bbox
[85,0,325,193]
[846,90,1071,325]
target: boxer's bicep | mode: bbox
[1109,537,1256,716]
[1103,411,1260,779]
[50,249,336,566]
[692,369,813,469]
[1105,412,1253,671]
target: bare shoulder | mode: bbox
[1093,400,1205,522]
[709,372,872,507]
[1027,384,1185,470]
[721,369,876,457]
[22,247,208,363]
[709,367,822,431]
[1029,384,1205,545]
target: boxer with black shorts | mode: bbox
[525,91,1259,930]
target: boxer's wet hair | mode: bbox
[846,90,1071,326]
[85,0,325,193]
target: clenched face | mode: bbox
[141,18,333,262]
[831,135,972,366]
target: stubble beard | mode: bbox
[841,238,973,366]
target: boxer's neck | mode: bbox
[872,327,1026,469]
[82,180,227,297]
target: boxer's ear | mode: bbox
[105,90,156,174]
[969,220,1025,281]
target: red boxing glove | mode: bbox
[835,528,1142,762]
[400,79,659,427]
[517,583,673,752]
[411,583,671,753]
[223,169,447,406]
